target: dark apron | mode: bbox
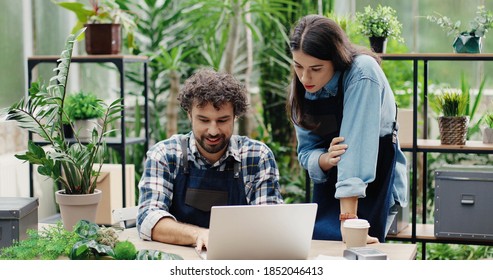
[169,137,247,228]
[302,72,398,242]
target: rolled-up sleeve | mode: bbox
[137,142,177,240]
[335,68,383,199]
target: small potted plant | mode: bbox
[425,5,493,53]
[1,28,123,230]
[53,0,137,54]
[355,4,404,53]
[66,90,105,140]
[483,112,493,144]
[430,88,469,145]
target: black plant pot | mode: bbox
[63,124,74,139]
[369,37,388,53]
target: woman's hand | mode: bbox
[319,136,347,171]
[366,235,379,244]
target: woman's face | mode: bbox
[292,50,334,93]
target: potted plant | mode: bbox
[1,28,123,230]
[426,5,493,53]
[53,0,137,54]
[430,88,469,145]
[483,112,493,144]
[355,4,404,53]
[65,90,105,140]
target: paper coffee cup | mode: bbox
[343,219,370,248]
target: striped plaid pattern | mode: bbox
[137,132,283,239]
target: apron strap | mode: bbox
[393,104,399,144]
[180,136,190,174]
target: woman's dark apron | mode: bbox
[169,137,247,228]
[301,73,398,242]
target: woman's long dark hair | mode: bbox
[286,14,380,128]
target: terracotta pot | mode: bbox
[369,37,388,53]
[84,23,121,55]
[55,189,102,231]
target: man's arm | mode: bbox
[151,217,209,250]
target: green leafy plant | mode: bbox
[355,4,404,42]
[1,28,123,195]
[113,240,138,260]
[66,90,105,120]
[0,221,80,260]
[426,5,493,38]
[430,88,469,117]
[68,220,183,260]
[0,220,184,260]
[69,220,116,260]
[52,0,137,50]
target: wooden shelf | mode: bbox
[381,54,493,258]
[387,224,493,245]
[400,140,493,153]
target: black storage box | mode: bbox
[0,197,39,249]
[434,165,493,241]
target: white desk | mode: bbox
[118,228,417,260]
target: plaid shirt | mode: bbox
[137,132,284,240]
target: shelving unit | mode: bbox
[27,55,149,208]
[381,53,493,259]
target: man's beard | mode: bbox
[196,134,229,154]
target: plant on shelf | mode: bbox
[355,4,404,53]
[66,90,105,139]
[66,90,105,120]
[1,28,123,230]
[53,0,137,54]
[430,88,469,145]
[425,5,493,53]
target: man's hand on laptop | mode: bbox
[194,228,209,252]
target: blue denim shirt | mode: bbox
[295,55,408,207]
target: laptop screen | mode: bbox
[203,203,318,260]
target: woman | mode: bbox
[286,14,408,243]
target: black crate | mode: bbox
[0,197,39,248]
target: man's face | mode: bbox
[189,101,235,163]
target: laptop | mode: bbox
[198,203,318,260]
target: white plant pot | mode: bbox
[483,127,493,144]
[74,119,99,140]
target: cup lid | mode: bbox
[343,218,370,229]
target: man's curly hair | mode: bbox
[178,68,248,117]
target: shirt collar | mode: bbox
[321,71,342,97]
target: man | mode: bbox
[137,68,284,251]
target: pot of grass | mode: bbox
[431,88,469,145]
